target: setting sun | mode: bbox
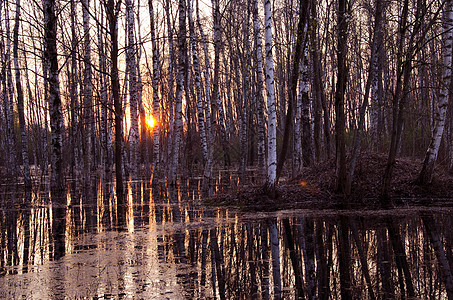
[146,115,157,129]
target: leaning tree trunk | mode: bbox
[43,0,65,193]
[264,0,277,192]
[418,0,453,185]
[13,0,31,189]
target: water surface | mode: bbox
[0,176,452,299]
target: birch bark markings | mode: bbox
[169,0,186,185]
[126,0,139,176]
[264,0,277,189]
[188,0,208,166]
[418,0,453,185]
[197,0,214,187]
[148,0,160,180]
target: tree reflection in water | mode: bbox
[0,176,452,299]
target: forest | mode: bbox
[1,0,453,203]
[3,0,453,298]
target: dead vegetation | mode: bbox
[211,152,453,211]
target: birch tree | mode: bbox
[188,0,208,167]
[196,0,213,188]
[169,0,186,185]
[418,0,453,185]
[148,0,160,180]
[13,0,31,188]
[264,0,277,190]
[126,0,139,176]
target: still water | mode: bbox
[0,175,452,299]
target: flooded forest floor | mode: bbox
[212,152,453,211]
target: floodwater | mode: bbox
[0,175,453,299]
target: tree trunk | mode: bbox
[44,0,65,193]
[170,0,186,185]
[196,0,213,189]
[82,0,93,175]
[3,6,17,178]
[335,0,349,198]
[126,0,138,177]
[188,0,208,168]
[276,0,309,181]
[264,0,277,191]
[13,0,31,189]
[253,0,266,182]
[148,0,160,182]
[106,0,124,222]
[211,0,231,167]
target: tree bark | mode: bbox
[106,0,124,222]
[44,0,65,193]
[169,0,187,185]
[148,0,160,182]
[264,0,277,191]
[126,0,138,177]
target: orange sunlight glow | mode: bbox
[146,115,157,129]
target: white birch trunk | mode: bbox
[188,0,208,164]
[264,0,277,188]
[253,0,266,181]
[148,0,160,179]
[197,0,213,186]
[170,0,186,184]
[126,0,139,176]
[418,0,453,184]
